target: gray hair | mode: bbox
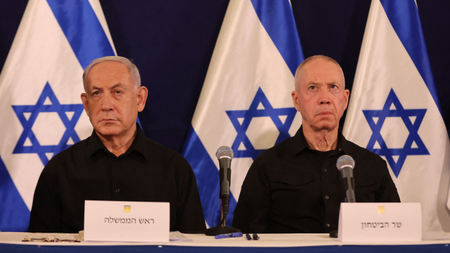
[82,56,141,90]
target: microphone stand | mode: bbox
[330,155,356,238]
[206,146,240,235]
[205,197,240,235]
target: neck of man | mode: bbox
[97,126,137,157]
[302,124,339,151]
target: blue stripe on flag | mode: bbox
[380,0,440,112]
[46,0,115,69]
[0,156,30,231]
[182,127,237,227]
[251,0,304,75]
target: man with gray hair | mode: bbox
[28,56,205,233]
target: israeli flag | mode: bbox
[343,0,450,233]
[182,0,304,227]
[0,0,115,231]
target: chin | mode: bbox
[95,126,122,137]
[314,122,338,131]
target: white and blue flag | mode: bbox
[0,0,115,231]
[182,0,304,227]
[343,0,450,233]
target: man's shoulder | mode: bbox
[140,136,191,168]
[41,137,91,175]
[342,138,389,174]
[255,136,295,162]
[343,138,384,161]
[143,137,183,158]
[51,137,90,160]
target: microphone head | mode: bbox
[216,146,234,160]
[336,155,355,170]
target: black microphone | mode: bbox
[336,155,356,203]
[205,146,240,235]
[216,146,233,216]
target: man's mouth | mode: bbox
[100,118,116,122]
[317,111,332,116]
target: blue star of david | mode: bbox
[226,87,297,160]
[363,88,429,177]
[12,82,84,166]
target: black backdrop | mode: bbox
[1,0,449,153]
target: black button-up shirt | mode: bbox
[28,125,205,233]
[233,126,400,233]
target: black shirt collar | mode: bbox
[292,125,346,156]
[86,123,149,160]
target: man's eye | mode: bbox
[115,90,122,95]
[92,91,100,96]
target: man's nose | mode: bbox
[318,89,331,104]
[101,94,113,111]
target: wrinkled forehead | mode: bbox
[297,58,345,89]
[85,62,132,87]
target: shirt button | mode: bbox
[326,223,331,227]
[115,188,120,193]
[324,195,329,200]
[324,168,328,172]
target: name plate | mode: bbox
[84,200,169,242]
[338,203,421,242]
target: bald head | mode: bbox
[294,55,345,91]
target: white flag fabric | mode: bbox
[182,0,304,227]
[343,0,450,233]
[0,0,115,231]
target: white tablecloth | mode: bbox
[1,231,450,247]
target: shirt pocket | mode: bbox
[354,176,379,201]
[269,172,319,216]
[270,172,315,187]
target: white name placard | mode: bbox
[338,202,421,242]
[84,200,170,242]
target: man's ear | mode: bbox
[137,86,148,112]
[344,89,350,109]
[292,90,301,112]
[81,93,90,117]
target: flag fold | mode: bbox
[343,0,450,233]
[182,0,304,227]
[0,0,115,231]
